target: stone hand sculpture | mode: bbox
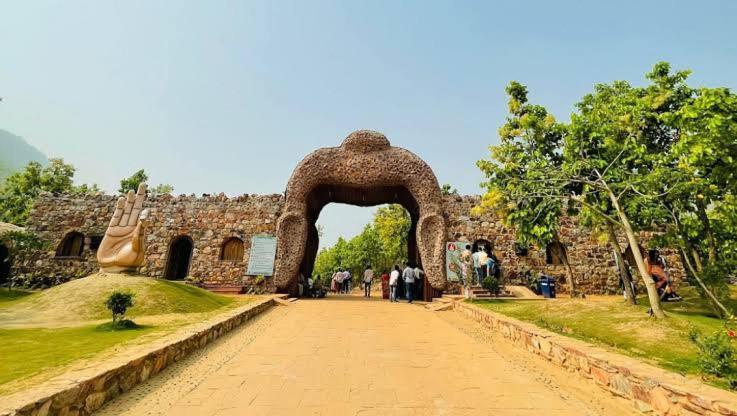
[97,183,150,272]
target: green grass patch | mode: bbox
[0,273,234,325]
[471,287,735,379]
[0,324,153,387]
[0,289,33,304]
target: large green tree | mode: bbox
[0,159,98,225]
[476,81,580,297]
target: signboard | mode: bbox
[246,236,277,276]
[445,241,467,282]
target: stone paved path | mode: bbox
[97,294,634,415]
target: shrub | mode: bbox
[689,327,737,387]
[482,275,500,296]
[105,291,134,324]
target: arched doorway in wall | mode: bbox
[56,231,84,257]
[274,130,448,300]
[164,236,193,280]
[472,239,493,255]
[0,243,10,286]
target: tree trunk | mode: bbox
[606,190,666,318]
[680,248,733,319]
[552,238,577,298]
[692,247,704,273]
[696,200,718,266]
[606,222,636,305]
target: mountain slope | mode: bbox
[0,129,48,182]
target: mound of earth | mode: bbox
[0,273,232,327]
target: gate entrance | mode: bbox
[274,130,448,298]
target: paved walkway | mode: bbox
[97,294,633,415]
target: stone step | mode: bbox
[202,285,244,295]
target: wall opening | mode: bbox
[300,185,435,300]
[472,239,493,255]
[0,244,10,285]
[545,241,567,265]
[56,231,84,257]
[220,237,244,261]
[164,236,193,280]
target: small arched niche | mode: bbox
[56,231,84,258]
[220,237,245,262]
[545,241,567,266]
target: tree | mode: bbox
[644,77,737,318]
[105,291,134,324]
[0,159,97,225]
[476,81,580,297]
[441,184,459,196]
[373,204,411,269]
[119,169,173,195]
[119,169,148,194]
[150,183,174,195]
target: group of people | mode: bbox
[385,263,424,303]
[330,268,353,294]
[324,263,424,303]
[460,245,501,288]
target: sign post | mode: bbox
[246,235,277,276]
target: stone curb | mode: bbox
[452,300,737,416]
[0,295,283,416]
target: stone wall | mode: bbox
[14,192,683,295]
[452,300,737,415]
[14,192,284,291]
[443,195,685,294]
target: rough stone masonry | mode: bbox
[12,130,684,295]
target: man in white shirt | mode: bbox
[363,265,374,297]
[477,248,489,285]
[402,264,415,303]
[342,269,351,293]
[389,266,400,302]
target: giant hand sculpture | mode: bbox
[97,183,150,273]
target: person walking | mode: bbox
[381,270,390,299]
[471,247,481,286]
[363,265,374,297]
[413,265,424,301]
[477,248,489,285]
[389,265,400,302]
[342,269,351,293]
[402,263,415,303]
[335,268,345,294]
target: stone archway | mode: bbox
[274,130,447,295]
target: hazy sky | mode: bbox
[2,0,736,248]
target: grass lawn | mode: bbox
[0,324,154,387]
[471,286,737,386]
[0,274,254,394]
[0,289,34,304]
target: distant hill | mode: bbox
[0,129,48,183]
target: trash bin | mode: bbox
[538,275,557,298]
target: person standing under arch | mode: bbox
[389,265,400,302]
[402,263,415,303]
[363,265,374,297]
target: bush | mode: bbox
[105,291,134,324]
[482,275,500,296]
[689,327,737,387]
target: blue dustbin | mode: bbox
[538,275,557,298]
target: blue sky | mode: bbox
[2,0,736,248]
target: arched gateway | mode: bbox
[274,130,447,295]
